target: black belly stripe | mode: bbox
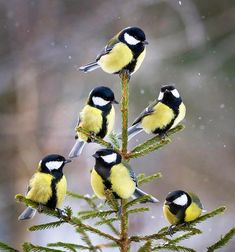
[46,174,63,209]
[97,106,111,139]
[103,180,120,199]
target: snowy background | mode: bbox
[0,0,234,251]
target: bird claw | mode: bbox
[89,132,97,142]
[119,69,131,81]
[56,208,64,219]
[37,203,44,213]
[167,224,176,236]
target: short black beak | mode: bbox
[92,153,99,158]
[113,99,119,104]
[165,201,171,206]
[64,159,72,164]
[143,40,149,45]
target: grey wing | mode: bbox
[132,100,158,126]
[96,44,114,61]
[124,162,138,186]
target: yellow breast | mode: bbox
[98,43,133,74]
[184,202,202,222]
[110,164,136,199]
[163,204,179,225]
[26,172,53,204]
[141,103,175,133]
[106,106,115,135]
[55,175,67,208]
[90,169,106,199]
[78,105,103,141]
[132,48,146,74]
[170,102,186,129]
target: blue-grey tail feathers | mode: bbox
[18,206,36,220]
[133,188,159,203]
[68,140,86,158]
[79,62,100,72]
[127,124,143,142]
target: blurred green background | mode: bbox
[0,0,234,251]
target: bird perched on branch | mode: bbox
[69,86,118,158]
[18,154,71,220]
[163,190,205,234]
[126,85,186,141]
[79,27,148,76]
[91,148,159,204]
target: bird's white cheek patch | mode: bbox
[158,91,164,101]
[173,194,188,206]
[101,153,117,163]
[46,161,63,170]
[171,89,180,98]
[124,33,140,45]
[92,96,110,107]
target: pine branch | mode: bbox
[137,172,162,186]
[152,244,196,252]
[75,227,94,251]
[169,228,202,244]
[16,195,119,243]
[120,70,129,155]
[95,218,118,226]
[127,138,171,159]
[207,227,235,251]
[78,210,116,220]
[127,207,149,215]
[119,199,130,252]
[75,126,113,149]
[130,124,185,154]
[67,191,97,209]
[70,190,119,236]
[108,132,121,149]
[126,124,184,159]
[0,242,19,252]
[22,243,65,252]
[131,207,225,243]
[124,196,153,210]
[48,242,90,252]
[137,241,152,252]
[29,221,65,231]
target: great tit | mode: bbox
[80,27,148,76]
[91,148,159,203]
[126,85,186,141]
[69,86,118,158]
[18,154,71,220]
[163,190,204,229]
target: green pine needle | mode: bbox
[170,228,202,244]
[127,207,149,215]
[48,242,90,252]
[207,227,235,251]
[28,221,65,232]
[95,217,118,226]
[137,241,152,252]
[128,138,171,159]
[123,195,154,210]
[152,244,196,252]
[0,241,19,252]
[78,210,116,220]
[137,172,162,186]
[130,124,184,154]
[22,243,65,252]
[108,132,121,149]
